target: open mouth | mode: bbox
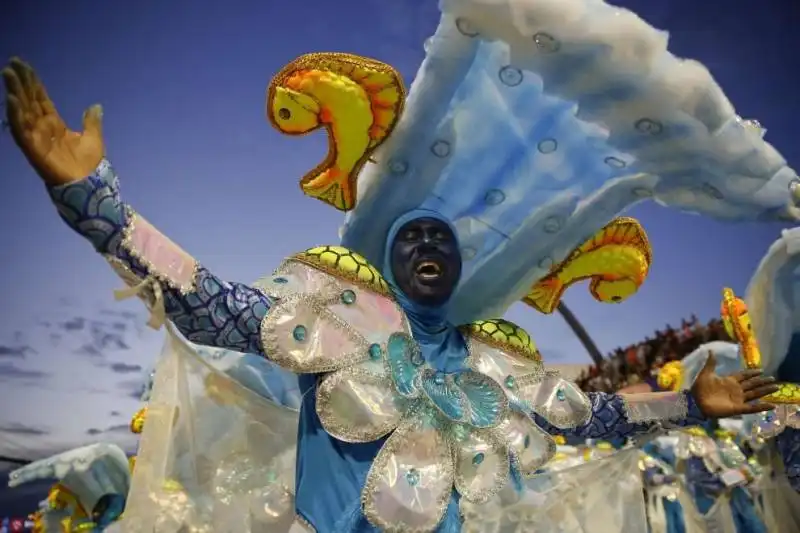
[415,260,442,280]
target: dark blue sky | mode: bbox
[0,0,798,462]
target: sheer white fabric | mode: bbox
[460,448,648,533]
[119,327,657,532]
[119,328,299,533]
[756,447,800,533]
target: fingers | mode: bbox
[5,93,26,135]
[735,369,764,383]
[26,62,57,116]
[744,384,780,402]
[10,57,38,105]
[740,375,775,391]
[82,104,103,137]
[2,65,28,108]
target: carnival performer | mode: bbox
[5,0,794,528]
[2,56,780,532]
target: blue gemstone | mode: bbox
[405,468,420,486]
[472,452,485,465]
[273,277,288,284]
[434,374,445,385]
[341,290,356,305]
[292,325,307,342]
[504,375,515,389]
[368,343,382,360]
[556,388,566,401]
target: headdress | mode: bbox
[267,1,796,326]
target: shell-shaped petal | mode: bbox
[495,411,556,476]
[459,371,509,428]
[386,332,423,397]
[454,430,509,503]
[260,261,408,374]
[362,416,454,532]
[421,370,466,422]
[421,370,508,428]
[516,371,591,429]
[316,364,403,442]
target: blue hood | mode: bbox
[383,209,467,372]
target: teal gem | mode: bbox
[368,343,382,360]
[405,468,420,486]
[434,373,445,385]
[265,470,277,482]
[556,388,566,401]
[273,277,288,284]
[472,452,485,466]
[292,325,307,342]
[504,375,516,389]
[341,290,356,305]
[524,435,531,449]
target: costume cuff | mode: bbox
[619,390,692,424]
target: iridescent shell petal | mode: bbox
[495,411,556,476]
[517,371,591,429]
[386,332,423,397]
[453,430,509,503]
[362,416,454,532]
[316,364,403,443]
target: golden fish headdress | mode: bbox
[265,0,794,325]
[267,53,405,212]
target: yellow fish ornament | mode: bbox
[720,288,800,404]
[524,217,652,313]
[267,53,406,211]
[721,287,760,369]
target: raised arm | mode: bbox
[3,58,269,355]
[49,160,269,353]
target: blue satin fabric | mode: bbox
[294,209,467,532]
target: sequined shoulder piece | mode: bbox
[291,245,390,296]
[257,248,408,374]
[463,319,592,431]
[459,319,541,362]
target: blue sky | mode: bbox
[0,0,797,464]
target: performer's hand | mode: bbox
[691,351,778,418]
[2,57,104,186]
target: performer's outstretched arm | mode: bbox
[3,58,270,355]
[531,390,706,440]
[49,160,270,354]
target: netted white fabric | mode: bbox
[460,448,647,533]
[119,328,299,533]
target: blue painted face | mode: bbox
[389,217,461,307]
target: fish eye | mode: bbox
[278,108,291,120]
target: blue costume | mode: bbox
[9,0,798,530]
